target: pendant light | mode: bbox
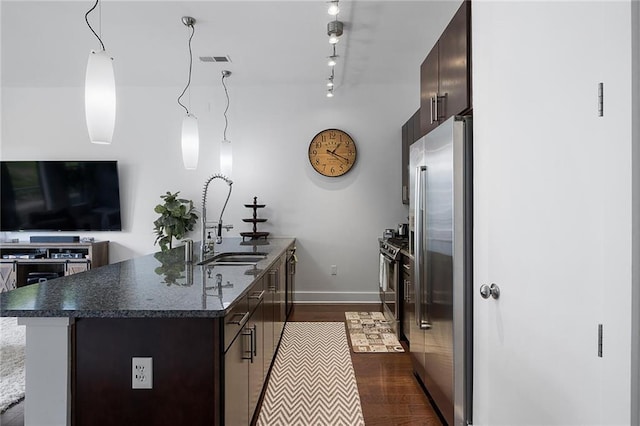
[220,70,233,177]
[84,0,116,145]
[177,16,199,170]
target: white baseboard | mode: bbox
[294,291,381,304]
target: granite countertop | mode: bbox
[0,237,295,319]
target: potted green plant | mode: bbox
[153,191,198,251]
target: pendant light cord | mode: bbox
[177,24,195,115]
[222,73,230,140]
[85,0,105,51]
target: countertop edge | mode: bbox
[0,237,296,319]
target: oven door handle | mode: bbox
[379,253,392,291]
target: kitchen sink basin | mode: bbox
[198,252,268,266]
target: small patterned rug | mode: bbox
[257,322,365,426]
[345,312,405,353]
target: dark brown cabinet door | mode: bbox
[420,0,471,136]
[439,0,471,120]
[402,109,421,205]
[401,121,409,205]
[420,45,439,136]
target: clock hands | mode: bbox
[331,142,342,154]
[326,149,349,163]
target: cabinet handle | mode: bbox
[435,94,447,122]
[227,311,250,327]
[269,269,280,291]
[242,327,254,362]
[251,325,257,358]
[430,97,435,124]
[249,290,265,301]
[434,95,439,123]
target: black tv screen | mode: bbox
[1,161,122,231]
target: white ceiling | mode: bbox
[1,0,462,89]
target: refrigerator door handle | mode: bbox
[414,165,432,330]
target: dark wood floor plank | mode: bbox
[0,402,24,426]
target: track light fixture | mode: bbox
[327,20,343,44]
[84,0,116,144]
[323,1,344,98]
[177,16,199,170]
[328,1,340,16]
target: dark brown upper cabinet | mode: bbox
[420,0,471,137]
[401,109,420,205]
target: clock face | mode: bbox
[308,129,357,177]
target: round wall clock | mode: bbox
[308,129,357,177]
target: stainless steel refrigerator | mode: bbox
[409,115,472,426]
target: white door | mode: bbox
[472,2,632,425]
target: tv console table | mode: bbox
[0,240,109,292]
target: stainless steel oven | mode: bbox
[379,239,403,336]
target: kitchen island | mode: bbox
[0,237,295,426]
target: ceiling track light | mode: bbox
[323,10,343,98]
[84,0,116,145]
[177,16,199,170]
[328,20,343,44]
[328,0,340,16]
[328,44,338,67]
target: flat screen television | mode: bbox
[1,161,122,231]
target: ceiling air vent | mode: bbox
[199,56,232,63]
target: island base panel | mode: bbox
[74,317,222,426]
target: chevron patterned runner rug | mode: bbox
[256,322,365,426]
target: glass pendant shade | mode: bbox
[85,50,116,144]
[181,113,199,169]
[220,139,233,177]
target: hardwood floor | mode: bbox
[1,304,443,426]
[288,304,443,426]
[1,401,23,426]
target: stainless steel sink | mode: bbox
[198,252,268,266]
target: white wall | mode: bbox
[1,80,413,302]
[632,1,640,423]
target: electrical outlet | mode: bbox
[331,265,338,275]
[132,357,153,389]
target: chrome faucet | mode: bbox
[201,174,233,259]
